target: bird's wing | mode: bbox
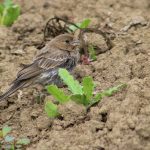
[38,53,69,69]
[15,51,69,82]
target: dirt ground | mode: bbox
[0,0,150,149]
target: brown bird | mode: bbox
[0,33,80,100]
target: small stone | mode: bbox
[36,114,52,130]
[142,88,150,98]
[136,127,150,138]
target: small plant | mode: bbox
[69,19,97,61]
[69,18,91,32]
[0,125,30,150]
[45,68,126,118]
[0,0,20,26]
[88,44,97,61]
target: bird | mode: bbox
[0,33,80,100]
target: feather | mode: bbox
[0,33,80,100]
[0,81,27,100]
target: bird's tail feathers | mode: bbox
[0,82,26,101]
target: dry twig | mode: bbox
[42,17,114,57]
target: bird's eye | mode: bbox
[65,40,70,44]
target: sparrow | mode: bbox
[0,33,80,100]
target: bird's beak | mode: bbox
[70,40,80,46]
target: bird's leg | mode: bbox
[33,85,47,104]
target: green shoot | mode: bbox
[2,125,11,137]
[69,18,91,32]
[100,84,127,97]
[69,19,97,62]
[58,68,83,95]
[44,100,59,118]
[82,76,94,100]
[46,85,70,104]
[0,0,20,26]
[89,84,127,107]
[88,44,97,61]
[45,69,127,118]
[71,76,95,106]
[0,125,30,149]
[70,94,88,106]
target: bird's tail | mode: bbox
[0,81,26,101]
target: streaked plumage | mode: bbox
[0,33,80,100]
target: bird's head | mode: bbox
[51,33,80,52]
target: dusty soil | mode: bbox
[0,0,150,149]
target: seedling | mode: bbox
[69,19,97,61]
[45,100,60,118]
[0,0,20,26]
[69,18,91,32]
[0,125,30,150]
[88,44,97,61]
[45,68,126,118]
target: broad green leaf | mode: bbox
[4,135,14,142]
[4,0,13,7]
[46,85,70,104]
[101,84,127,97]
[69,19,91,32]
[2,5,20,26]
[0,5,4,24]
[0,4,4,15]
[69,23,81,32]
[2,125,11,137]
[71,94,89,106]
[17,138,30,145]
[80,19,91,28]
[44,100,59,118]
[88,44,97,61]
[82,76,94,100]
[0,0,20,26]
[59,68,83,95]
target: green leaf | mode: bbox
[4,135,14,142]
[2,125,12,137]
[46,85,70,104]
[88,44,97,61]
[69,23,81,32]
[17,138,30,145]
[0,0,20,26]
[71,94,89,106]
[88,84,127,108]
[69,19,91,32]
[2,5,20,26]
[100,84,127,97]
[94,93,102,102]
[82,76,94,100]
[10,144,15,150]
[80,19,91,28]
[0,5,4,23]
[0,4,4,15]
[4,0,13,7]
[59,68,83,95]
[87,93,102,108]
[44,100,59,118]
